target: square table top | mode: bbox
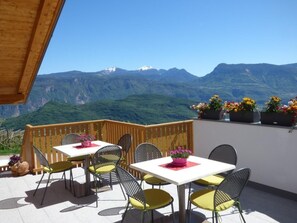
[53,140,115,158]
[130,155,235,186]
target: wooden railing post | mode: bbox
[21,124,34,171]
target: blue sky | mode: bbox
[38,0,297,77]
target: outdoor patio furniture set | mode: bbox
[33,133,250,223]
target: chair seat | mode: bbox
[194,174,225,186]
[88,164,116,174]
[67,155,86,162]
[143,174,169,185]
[130,188,173,210]
[44,161,74,173]
[190,189,235,211]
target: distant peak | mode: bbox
[138,65,154,71]
[104,67,117,73]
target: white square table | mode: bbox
[130,155,235,223]
[53,140,116,196]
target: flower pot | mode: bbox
[82,141,92,147]
[200,110,224,120]
[10,161,29,176]
[261,112,295,126]
[171,158,187,167]
[10,163,19,176]
[229,111,260,123]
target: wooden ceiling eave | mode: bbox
[0,94,25,104]
[16,0,65,104]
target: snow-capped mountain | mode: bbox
[138,65,154,71]
[104,67,117,73]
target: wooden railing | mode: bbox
[21,119,194,173]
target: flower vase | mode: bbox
[82,140,92,147]
[171,158,188,167]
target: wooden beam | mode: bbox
[18,0,65,103]
[0,94,25,104]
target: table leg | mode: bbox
[84,155,90,195]
[177,184,186,223]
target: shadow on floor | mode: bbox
[0,197,29,209]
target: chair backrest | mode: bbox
[117,134,132,155]
[116,166,146,206]
[61,133,80,145]
[214,168,251,209]
[134,142,162,163]
[209,144,237,175]
[91,145,122,166]
[33,146,50,168]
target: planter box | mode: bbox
[229,111,260,123]
[261,112,295,126]
[200,110,224,120]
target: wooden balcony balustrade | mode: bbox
[20,119,194,175]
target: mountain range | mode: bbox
[0,63,297,119]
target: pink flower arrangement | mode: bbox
[8,154,21,166]
[77,134,94,142]
[170,146,192,158]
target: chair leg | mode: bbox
[63,172,67,189]
[116,172,127,200]
[121,201,130,223]
[140,179,143,189]
[109,172,113,190]
[33,173,45,196]
[188,202,192,223]
[171,203,175,223]
[40,173,52,205]
[151,210,154,222]
[214,212,218,223]
[236,202,246,223]
[187,182,192,210]
[94,175,98,207]
[70,169,76,197]
[141,211,145,223]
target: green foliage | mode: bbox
[0,129,23,155]
[2,95,197,130]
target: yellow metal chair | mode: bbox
[134,142,170,188]
[88,145,126,207]
[188,168,251,223]
[117,133,132,164]
[116,166,175,223]
[196,144,237,187]
[33,146,75,205]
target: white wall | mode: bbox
[193,119,297,194]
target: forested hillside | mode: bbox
[2,95,197,130]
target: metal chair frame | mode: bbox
[188,168,251,223]
[61,133,80,145]
[188,144,238,207]
[89,145,126,207]
[134,142,170,188]
[207,144,238,176]
[116,166,175,223]
[33,146,75,205]
[117,133,132,163]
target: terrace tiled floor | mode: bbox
[0,167,296,223]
